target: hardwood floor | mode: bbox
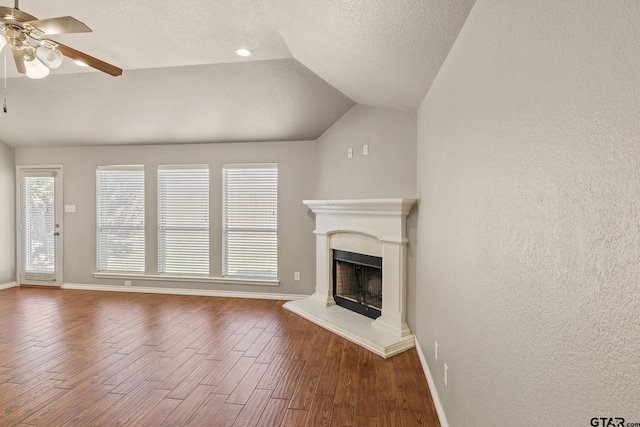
[0,287,440,426]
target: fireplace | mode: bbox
[333,250,382,319]
[283,198,416,358]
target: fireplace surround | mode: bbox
[283,198,416,358]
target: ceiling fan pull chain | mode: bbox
[3,49,7,113]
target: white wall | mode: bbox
[416,0,640,425]
[0,141,15,285]
[315,104,416,199]
[14,104,418,298]
[16,141,317,296]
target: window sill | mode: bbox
[93,272,280,286]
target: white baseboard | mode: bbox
[415,337,449,427]
[62,283,308,301]
[0,281,17,290]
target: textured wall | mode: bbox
[0,141,15,284]
[416,0,640,425]
[16,141,316,295]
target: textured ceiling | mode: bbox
[13,0,293,71]
[265,0,477,111]
[0,0,475,147]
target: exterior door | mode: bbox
[17,166,63,286]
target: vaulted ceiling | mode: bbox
[0,0,475,148]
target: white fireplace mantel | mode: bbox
[284,198,416,358]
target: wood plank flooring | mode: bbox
[0,287,440,426]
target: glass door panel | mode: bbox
[19,168,62,285]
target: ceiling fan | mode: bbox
[0,0,121,79]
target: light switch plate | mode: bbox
[64,205,77,213]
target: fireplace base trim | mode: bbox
[283,297,415,359]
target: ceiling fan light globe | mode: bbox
[36,45,63,69]
[24,57,50,79]
[0,35,7,52]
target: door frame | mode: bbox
[16,165,64,286]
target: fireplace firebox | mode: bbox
[332,249,382,319]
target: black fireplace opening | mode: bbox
[332,249,382,320]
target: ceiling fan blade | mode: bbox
[25,16,91,35]
[0,6,37,21]
[54,43,122,77]
[11,49,26,74]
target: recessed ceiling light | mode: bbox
[74,60,89,67]
[234,48,253,57]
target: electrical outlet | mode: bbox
[347,148,353,158]
[435,341,439,361]
[444,363,449,387]
[124,280,132,286]
[294,272,300,281]
[363,144,369,156]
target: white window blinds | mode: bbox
[158,165,209,275]
[223,164,277,278]
[97,166,145,272]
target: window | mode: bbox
[96,166,145,272]
[158,165,209,275]
[223,163,277,278]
